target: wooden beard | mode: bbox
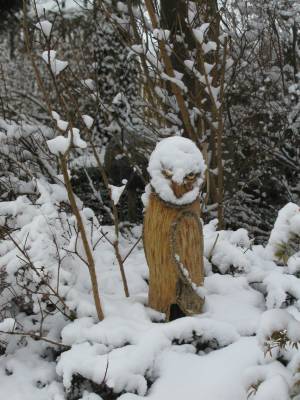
[143,188,205,321]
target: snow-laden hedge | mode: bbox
[1,197,300,399]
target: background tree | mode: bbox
[222,0,300,242]
[1,0,299,241]
[0,0,23,58]
[99,0,229,227]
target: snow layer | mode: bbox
[193,23,210,44]
[0,342,64,400]
[57,315,239,395]
[82,114,94,129]
[0,318,15,332]
[35,20,53,38]
[42,50,68,76]
[119,338,261,400]
[47,128,86,155]
[47,135,70,155]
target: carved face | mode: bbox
[147,137,206,206]
[162,169,201,199]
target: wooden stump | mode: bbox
[143,192,204,320]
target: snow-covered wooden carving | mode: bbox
[143,137,206,320]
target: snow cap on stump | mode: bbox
[147,136,206,205]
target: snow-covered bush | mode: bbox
[0,193,300,399]
[267,203,300,265]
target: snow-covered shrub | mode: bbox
[0,165,300,400]
[267,203,300,265]
[243,308,300,400]
[0,118,55,198]
[239,205,300,400]
[204,221,252,275]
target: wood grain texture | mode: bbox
[143,192,204,320]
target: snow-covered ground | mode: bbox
[1,192,300,399]
[35,0,88,14]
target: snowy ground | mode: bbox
[1,197,300,400]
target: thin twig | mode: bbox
[0,330,71,350]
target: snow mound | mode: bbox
[56,316,239,395]
[244,362,292,400]
[267,203,300,261]
[259,308,300,344]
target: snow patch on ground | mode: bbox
[1,201,300,399]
